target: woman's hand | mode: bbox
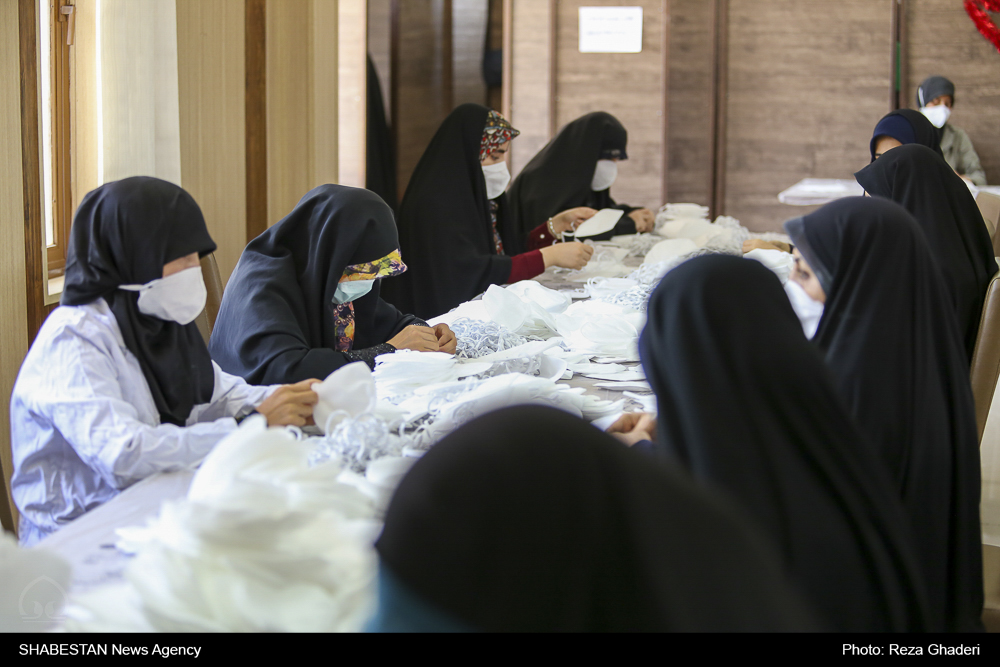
[540,242,594,270]
[388,325,441,352]
[549,207,599,235]
[256,379,320,427]
[743,239,791,254]
[606,412,657,447]
[433,324,457,353]
[628,208,656,234]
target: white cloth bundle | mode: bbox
[72,417,382,633]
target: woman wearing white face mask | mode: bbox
[917,76,986,186]
[508,111,657,244]
[10,178,321,545]
[382,104,596,319]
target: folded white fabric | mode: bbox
[79,417,382,633]
[0,532,71,632]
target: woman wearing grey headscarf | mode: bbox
[917,75,986,186]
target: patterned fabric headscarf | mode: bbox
[479,111,520,162]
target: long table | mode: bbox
[36,263,650,596]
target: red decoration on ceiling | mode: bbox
[965,0,1000,52]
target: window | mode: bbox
[39,0,74,297]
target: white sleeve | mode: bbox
[44,332,245,490]
[187,362,279,424]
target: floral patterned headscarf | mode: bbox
[479,111,520,162]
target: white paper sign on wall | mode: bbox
[578,6,644,54]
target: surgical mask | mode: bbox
[333,279,375,305]
[591,160,618,192]
[920,105,951,129]
[120,266,207,325]
[784,279,824,340]
[481,162,511,200]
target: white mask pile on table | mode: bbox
[591,159,618,192]
[481,162,511,200]
[120,266,207,325]
[784,279,825,340]
[919,105,951,129]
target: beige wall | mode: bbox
[508,0,667,210]
[0,0,30,529]
[265,0,342,226]
[176,0,247,285]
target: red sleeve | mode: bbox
[507,250,546,284]
[525,222,557,252]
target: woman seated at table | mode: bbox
[783,198,982,632]
[370,406,818,632]
[210,185,454,385]
[381,104,596,320]
[508,111,656,245]
[608,254,931,632]
[855,144,994,362]
[10,178,320,546]
[868,108,943,162]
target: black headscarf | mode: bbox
[507,112,638,243]
[381,103,519,320]
[639,254,931,632]
[868,108,942,162]
[855,144,995,361]
[61,177,217,426]
[366,55,397,212]
[209,185,420,384]
[785,197,984,632]
[376,405,819,632]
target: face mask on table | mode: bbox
[920,105,951,129]
[591,160,618,192]
[482,162,511,200]
[120,266,207,325]
[784,279,825,340]
[333,279,375,305]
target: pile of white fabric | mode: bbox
[67,416,384,632]
[0,532,71,632]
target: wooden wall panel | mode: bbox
[722,0,892,232]
[2,0,31,531]
[905,0,1000,186]
[266,0,313,225]
[665,0,713,206]
[395,0,452,198]
[508,0,552,178]
[555,0,666,211]
[453,0,488,108]
[176,0,247,285]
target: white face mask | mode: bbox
[784,279,825,340]
[333,279,375,305]
[591,160,618,192]
[920,105,951,129]
[481,162,511,200]
[120,266,207,325]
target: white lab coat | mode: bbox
[10,299,276,545]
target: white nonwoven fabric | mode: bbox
[744,248,795,285]
[0,532,71,632]
[313,362,378,434]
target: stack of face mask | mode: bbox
[70,417,381,633]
